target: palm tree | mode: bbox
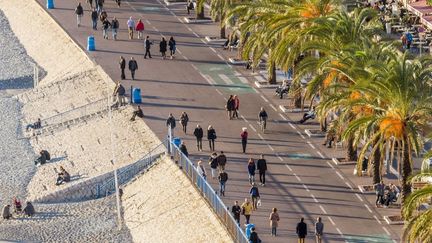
[402,171,432,242]
[209,0,246,39]
[196,0,206,19]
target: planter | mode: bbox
[304,129,325,138]
[383,215,404,225]
[358,185,375,194]
[205,36,227,43]
[254,81,281,88]
[332,157,356,165]
[228,57,247,65]
[279,105,303,113]
[183,17,213,24]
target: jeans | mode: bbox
[76,15,82,26]
[259,171,266,184]
[130,70,135,80]
[271,227,277,236]
[219,181,226,195]
[208,139,215,151]
[211,168,217,178]
[144,49,152,58]
[376,194,384,205]
[245,215,250,224]
[248,174,255,185]
[92,19,97,30]
[196,138,202,150]
[242,139,247,153]
[112,28,118,39]
[234,214,240,225]
[121,68,125,79]
[103,29,108,39]
[251,196,258,210]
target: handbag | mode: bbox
[257,198,262,207]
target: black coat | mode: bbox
[160,40,167,53]
[296,222,307,238]
[226,99,235,111]
[249,232,259,243]
[180,144,188,157]
[168,39,176,50]
[207,128,216,140]
[194,127,203,139]
[257,159,267,172]
[91,10,98,20]
[119,58,126,69]
[128,60,138,71]
[166,117,176,129]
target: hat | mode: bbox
[242,127,247,131]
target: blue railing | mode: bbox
[96,141,167,198]
[169,140,249,243]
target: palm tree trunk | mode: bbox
[400,137,412,205]
[196,6,205,19]
[320,117,327,132]
[372,144,381,184]
[220,25,226,39]
[345,134,358,161]
[268,62,276,84]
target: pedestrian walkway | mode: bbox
[36,0,402,242]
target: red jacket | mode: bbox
[241,131,248,140]
[136,21,144,31]
[234,98,240,109]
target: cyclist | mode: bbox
[258,107,268,132]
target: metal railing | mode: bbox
[169,140,249,243]
[96,141,167,198]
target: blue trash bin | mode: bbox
[132,88,142,104]
[87,36,95,51]
[47,0,54,9]
[173,137,181,148]
[245,224,255,239]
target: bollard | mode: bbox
[87,36,96,51]
[132,88,142,104]
[47,0,54,9]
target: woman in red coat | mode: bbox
[135,19,145,39]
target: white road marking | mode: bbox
[270,104,278,111]
[302,184,310,192]
[317,151,325,158]
[257,134,264,140]
[182,55,189,61]
[238,77,249,84]
[255,75,265,82]
[364,204,373,213]
[319,205,327,214]
[234,71,241,76]
[216,89,223,96]
[326,161,335,169]
[241,115,248,123]
[190,64,197,70]
[260,95,269,102]
[152,26,158,31]
[285,164,293,171]
[267,144,275,151]
[328,216,336,226]
[146,20,151,25]
[200,39,206,44]
[277,156,283,161]
[177,17,183,23]
[297,131,306,139]
[373,215,382,224]
[382,226,391,236]
[355,193,364,202]
[186,27,193,32]
[218,74,234,85]
[294,173,301,182]
[307,141,316,149]
[345,182,353,190]
[336,228,344,236]
[279,114,287,120]
[336,171,345,180]
[201,74,216,85]
[217,54,225,60]
[248,124,257,132]
[252,87,259,93]
[311,194,319,203]
[209,47,217,53]
[193,32,200,38]
[289,122,296,129]
[177,49,182,54]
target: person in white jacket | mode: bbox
[197,160,207,180]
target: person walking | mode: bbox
[249,227,261,243]
[179,141,189,157]
[233,95,240,119]
[315,217,324,243]
[128,57,138,80]
[269,208,280,236]
[196,160,206,180]
[135,19,144,39]
[258,107,268,132]
[96,0,104,13]
[193,124,203,151]
[119,56,126,80]
[168,36,176,59]
[166,113,176,135]
[374,180,385,207]
[115,0,121,7]
[111,17,119,40]
[241,127,248,153]
[250,183,260,210]
[226,95,235,119]
[159,37,168,59]
[296,217,308,243]
[247,158,256,185]
[91,8,98,30]
[144,36,153,59]
[113,81,126,106]
[241,198,253,225]
[102,18,111,39]
[180,111,189,134]
[2,205,12,220]
[257,154,267,186]
[207,125,217,151]
[127,17,135,39]
[217,151,227,170]
[87,0,93,8]
[232,201,241,225]
[208,152,218,179]
[218,169,228,196]
[75,3,84,27]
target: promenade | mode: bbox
[37,0,403,242]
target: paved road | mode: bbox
[36,0,401,242]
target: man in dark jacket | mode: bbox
[119,56,126,79]
[296,217,307,243]
[144,36,152,59]
[128,57,138,80]
[75,3,84,27]
[193,124,203,151]
[218,169,228,196]
[249,227,261,243]
[231,200,241,225]
[130,105,144,121]
[113,81,126,106]
[166,113,176,136]
[256,154,267,186]
[91,8,98,30]
[179,141,189,157]
[111,17,119,40]
[217,151,227,170]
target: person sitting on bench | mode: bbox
[275,80,290,99]
[299,107,316,124]
[130,105,144,121]
[26,118,42,131]
[34,150,51,166]
[55,166,71,186]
